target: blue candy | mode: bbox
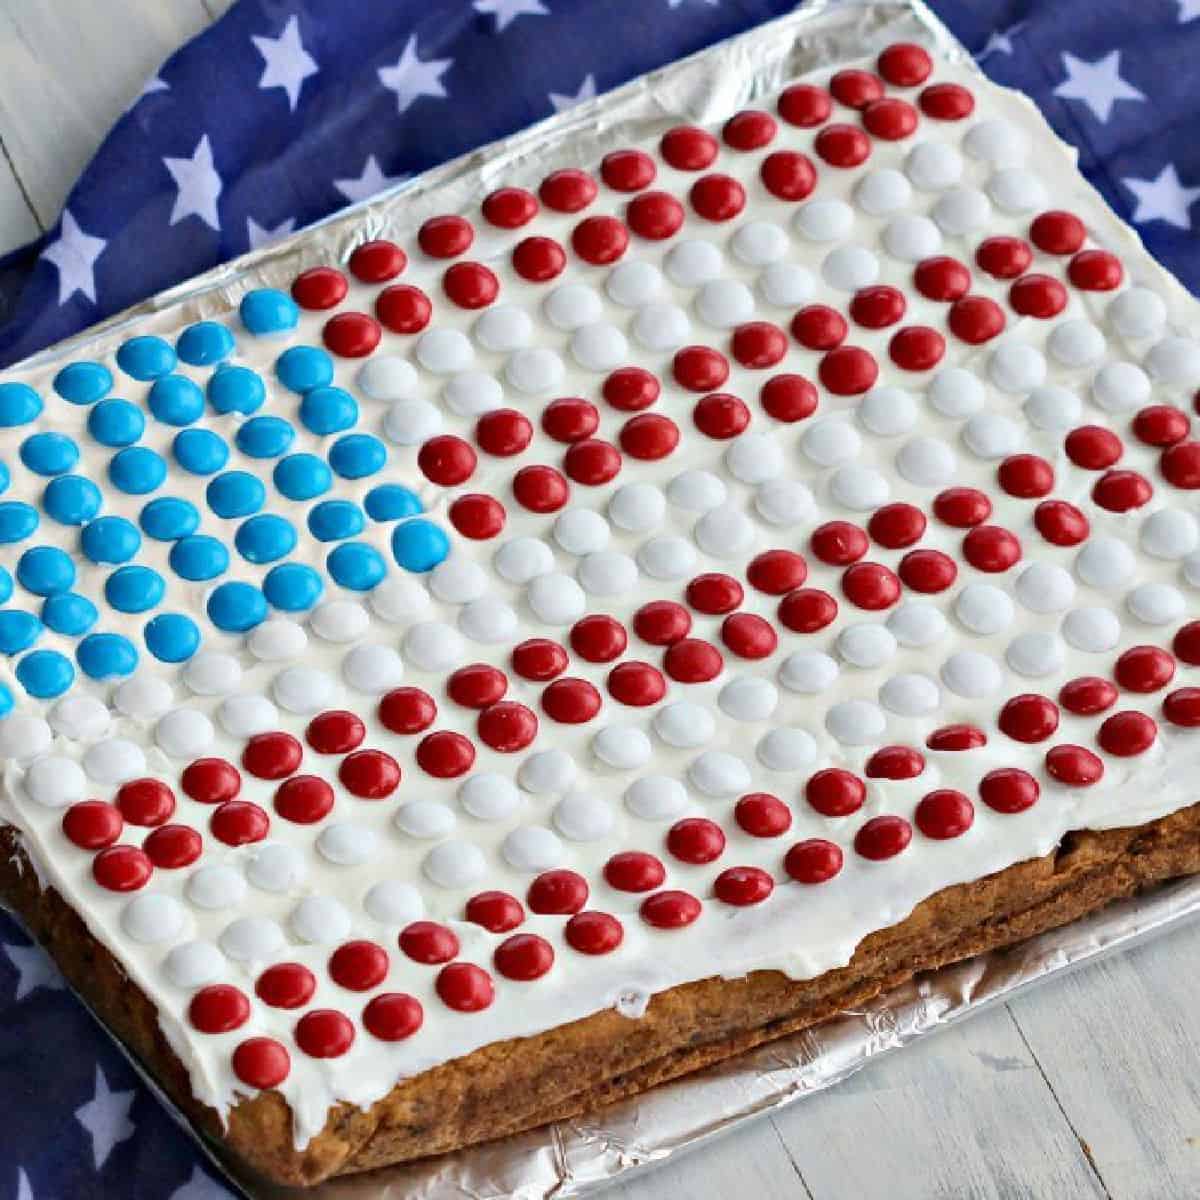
[173,428,229,475]
[53,361,112,405]
[207,581,267,632]
[116,335,176,381]
[263,562,324,611]
[16,649,75,698]
[275,345,333,394]
[42,592,98,636]
[17,545,75,596]
[42,475,101,525]
[76,632,138,679]
[169,534,230,581]
[391,518,450,572]
[327,541,387,591]
[109,446,167,494]
[87,398,144,447]
[0,610,42,654]
[0,382,42,426]
[364,483,422,522]
[148,374,205,426]
[81,515,141,564]
[273,453,331,501]
[0,462,7,493]
[299,386,358,435]
[176,320,235,366]
[0,684,12,717]
[20,432,79,476]
[105,564,166,613]
[144,612,201,662]
[235,513,297,564]
[308,499,365,542]
[239,288,299,336]
[206,470,265,518]
[139,497,200,541]
[0,567,11,604]
[235,415,294,459]
[206,365,265,415]
[329,433,387,480]
[0,502,38,544]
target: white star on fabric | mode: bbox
[979,21,1027,58]
[169,1166,237,1199]
[474,0,549,32]
[41,211,106,306]
[1178,0,1200,20]
[15,1168,33,1200]
[246,215,296,250]
[549,73,596,113]
[1052,51,1145,123]
[163,135,222,230]
[334,156,407,204]
[75,1066,136,1170]
[378,35,453,115]
[3,938,65,999]
[251,16,318,111]
[1124,164,1200,229]
[141,76,169,98]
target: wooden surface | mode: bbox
[2,5,1200,1198]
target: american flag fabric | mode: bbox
[1,0,1197,1194]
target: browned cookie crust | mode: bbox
[4,805,1200,1188]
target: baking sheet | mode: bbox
[7,0,1200,1195]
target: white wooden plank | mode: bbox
[0,0,212,226]
[1008,920,1200,1199]
[0,145,42,256]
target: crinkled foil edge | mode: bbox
[5,1,1200,1197]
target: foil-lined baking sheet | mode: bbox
[7,0,1200,1195]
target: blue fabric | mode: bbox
[2,0,1197,1195]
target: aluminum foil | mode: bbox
[8,0,1200,1196]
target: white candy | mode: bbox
[357,355,417,401]
[955,583,1014,635]
[637,535,696,580]
[624,775,689,820]
[430,557,489,604]
[964,118,1028,166]
[273,665,335,713]
[317,822,378,866]
[932,187,991,235]
[904,141,962,190]
[1185,550,1200,588]
[1049,320,1107,368]
[825,699,886,745]
[801,419,861,466]
[384,398,442,445]
[310,599,370,643]
[609,483,665,532]
[443,371,503,417]
[830,464,890,510]
[186,866,246,911]
[687,750,751,797]
[667,469,726,511]
[941,650,1003,697]
[794,199,853,241]
[632,302,691,350]
[1146,337,1200,387]
[416,327,473,373]
[370,575,430,623]
[458,596,518,643]
[821,244,880,290]
[246,843,306,893]
[696,278,755,327]
[123,895,186,945]
[1075,537,1135,588]
[665,239,723,286]
[654,701,716,748]
[571,322,628,371]
[403,620,465,670]
[593,725,653,768]
[888,601,948,647]
[1107,288,1167,341]
[82,738,145,783]
[164,942,224,989]
[519,748,576,794]
[1092,361,1151,413]
[896,436,957,486]
[219,916,283,962]
[155,709,214,758]
[49,694,110,741]
[731,220,789,265]
[779,651,838,693]
[527,571,586,624]
[988,341,1046,393]
[394,800,456,839]
[1006,631,1065,676]
[364,881,425,926]
[544,282,602,330]
[22,755,85,808]
[494,536,554,584]
[423,841,487,888]
[854,168,912,215]
[502,826,564,872]
[1061,607,1122,653]
[882,214,941,262]
[1140,508,1199,559]
[858,387,918,436]
[553,791,614,840]
[459,772,522,821]
[1024,385,1081,430]
[756,478,816,525]
[1127,582,1184,624]
[837,623,897,669]
[505,346,565,394]
[607,259,663,306]
[555,508,610,556]
[578,550,639,596]
[756,727,817,771]
[760,262,816,306]
[290,896,352,944]
[183,651,242,696]
[987,168,1048,213]
[342,642,405,691]
[879,673,941,717]
[474,304,533,352]
[717,676,778,722]
[694,506,755,558]
[963,412,1023,459]
[1015,562,1076,613]
[928,367,985,418]
[217,694,277,738]
[113,676,172,721]
[247,618,307,661]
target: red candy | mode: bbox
[511,236,566,282]
[92,845,152,892]
[376,285,432,334]
[1009,274,1067,319]
[819,345,879,394]
[541,677,603,723]
[777,83,832,127]
[442,262,498,309]
[1114,645,1175,693]
[686,572,744,614]
[1164,688,1200,727]
[189,985,249,1034]
[603,661,663,706]
[814,123,871,167]
[448,493,505,540]
[1097,711,1157,757]
[338,749,401,799]
[115,779,174,827]
[476,409,532,456]
[747,549,808,594]
[868,503,926,548]
[363,993,424,1041]
[878,42,932,86]
[791,304,847,351]
[778,588,838,633]
[418,215,473,258]
[898,548,957,593]
[1133,405,1189,447]
[329,940,389,990]
[418,434,477,486]
[292,267,348,310]
[962,525,1021,572]
[399,922,459,965]
[62,801,122,850]
[542,398,599,443]
[1161,441,1200,489]
[889,326,945,371]
[666,817,726,864]
[570,615,627,663]
[477,702,538,752]
[481,186,538,228]
[975,236,1032,279]
[436,963,495,1012]
[998,454,1054,498]
[713,866,774,906]
[601,149,656,192]
[979,768,1040,814]
[723,109,778,149]
[414,731,476,777]
[274,775,334,824]
[731,322,788,369]
[447,664,507,709]
[926,724,987,751]
[854,816,912,860]
[660,125,718,171]
[296,1010,355,1059]
[998,694,1060,743]
[841,561,901,609]
[864,745,925,780]
[633,600,691,645]
[465,891,525,933]
[349,240,405,282]
[572,215,629,265]
[564,438,622,484]
[511,639,568,681]
[1045,744,1104,786]
[143,825,201,869]
[494,934,554,981]
[626,191,685,240]
[830,68,884,109]
[784,839,844,884]
[811,520,869,564]
[181,757,241,804]
[933,487,991,527]
[806,768,866,817]
[663,638,724,683]
[1068,249,1123,291]
[232,1038,290,1089]
[604,366,660,411]
[322,312,381,357]
[760,151,818,201]
[378,687,437,734]
[1033,500,1089,546]
[1092,469,1152,512]
[539,169,597,212]
[693,392,750,439]
[640,890,702,929]
[948,295,1006,343]
[721,612,777,659]
[734,792,793,838]
[673,346,729,392]
[305,710,365,755]
[914,256,971,301]
[1030,210,1086,255]
[850,285,906,328]
[1059,676,1118,715]
[210,800,269,847]
[527,869,589,914]
[862,98,919,140]
[256,963,316,1010]
[243,731,302,780]
[604,851,666,893]
[914,790,974,839]
[919,83,975,120]
[512,465,569,513]
[690,173,746,222]
[565,911,624,955]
